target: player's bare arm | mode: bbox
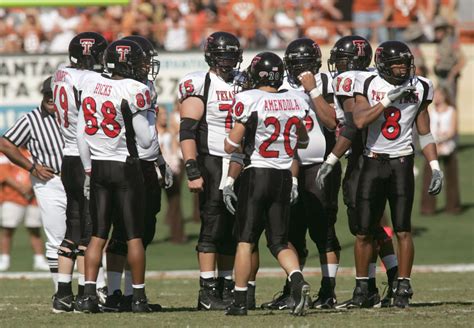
[296,119,309,149]
[180,96,205,192]
[298,72,337,130]
[224,122,245,154]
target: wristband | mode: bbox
[28,163,36,173]
[226,136,240,148]
[429,160,440,171]
[309,88,321,99]
[380,96,391,108]
[225,176,235,187]
[292,177,298,186]
[185,159,201,181]
[325,153,340,166]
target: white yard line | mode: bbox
[1,264,474,280]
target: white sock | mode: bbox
[200,271,215,279]
[288,270,302,281]
[234,285,248,291]
[1,254,10,262]
[57,273,72,283]
[248,281,256,287]
[368,263,377,278]
[132,283,145,289]
[321,264,339,277]
[96,266,106,288]
[77,273,85,286]
[382,255,398,271]
[124,270,133,296]
[34,254,45,263]
[399,277,411,281]
[85,281,96,285]
[107,271,122,294]
[356,276,369,280]
[47,257,58,292]
[217,270,233,280]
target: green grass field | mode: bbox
[0,136,473,327]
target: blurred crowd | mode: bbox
[0,0,471,54]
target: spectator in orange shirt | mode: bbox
[303,0,341,45]
[352,0,388,43]
[0,149,49,271]
[227,0,266,48]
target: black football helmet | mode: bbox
[122,35,160,81]
[204,32,242,74]
[327,35,372,77]
[284,38,322,88]
[104,39,148,81]
[69,32,108,72]
[247,52,284,89]
[375,41,415,85]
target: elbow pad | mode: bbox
[340,112,358,141]
[179,118,199,142]
[230,152,245,166]
[419,132,435,149]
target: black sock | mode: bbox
[234,290,247,307]
[84,283,96,297]
[368,278,377,292]
[133,287,146,300]
[356,278,369,288]
[289,271,304,285]
[77,284,84,297]
[57,282,73,298]
[321,277,336,293]
[387,267,398,286]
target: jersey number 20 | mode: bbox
[259,116,300,158]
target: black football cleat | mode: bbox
[101,290,122,312]
[368,288,381,308]
[345,284,370,309]
[97,286,108,305]
[225,302,248,316]
[131,298,153,313]
[311,289,336,309]
[119,295,133,312]
[291,280,310,316]
[247,284,256,310]
[260,282,294,310]
[74,295,100,313]
[217,277,234,307]
[381,282,395,308]
[393,279,413,308]
[197,278,227,311]
[52,294,74,313]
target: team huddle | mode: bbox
[5,29,444,315]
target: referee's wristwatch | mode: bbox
[28,163,36,173]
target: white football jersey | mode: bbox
[281,72,335,165]
[80,74,151,162]
[137,81,160,161]
[354,74,434,157]
[52,67,96,156]
[178,71,235,158]
[232,89,309,170]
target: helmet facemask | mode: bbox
[377,53,416,85]
[284,55,321,88]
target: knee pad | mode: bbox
[76,248,86,257]
[106,239,128,256]
[268,243,289,258]
[57,239,78,259]
[196,241,217,253]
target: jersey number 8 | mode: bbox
[381,106,401,140]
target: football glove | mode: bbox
[290,177,298,205]
[386,85,416,104]
[223,178,237,215]
[160,162,174,189]
[428,169,444,195]
[316,162,333,190]
[83,174,90,200]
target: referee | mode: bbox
[0,76,66,291]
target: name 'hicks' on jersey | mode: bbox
[80,73,151,162]
[354,74,434,157]
[232,89,309,170]
[281,72,336,165]
[177,71,235,158]
[52,66,97,156]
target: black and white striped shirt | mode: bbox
[3,107,64,174]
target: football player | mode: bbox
[51,32,108,312]
[102,35,171,312]
[260,37,342,310]
[178,32,242,310]
[317,35,400,308]
[75,39,154,313]
[224,52,311,316]
[350,41,443,308]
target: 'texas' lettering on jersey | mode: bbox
[371,90,419,104]
[216,90,235,101]
[264,98,302,111]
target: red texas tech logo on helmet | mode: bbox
[352,40,367,56]
[375,47,383,60]
[80,38,95,55]
[312,43,321,57]
[116,45,131,62]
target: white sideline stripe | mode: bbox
[1,264,474,280]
